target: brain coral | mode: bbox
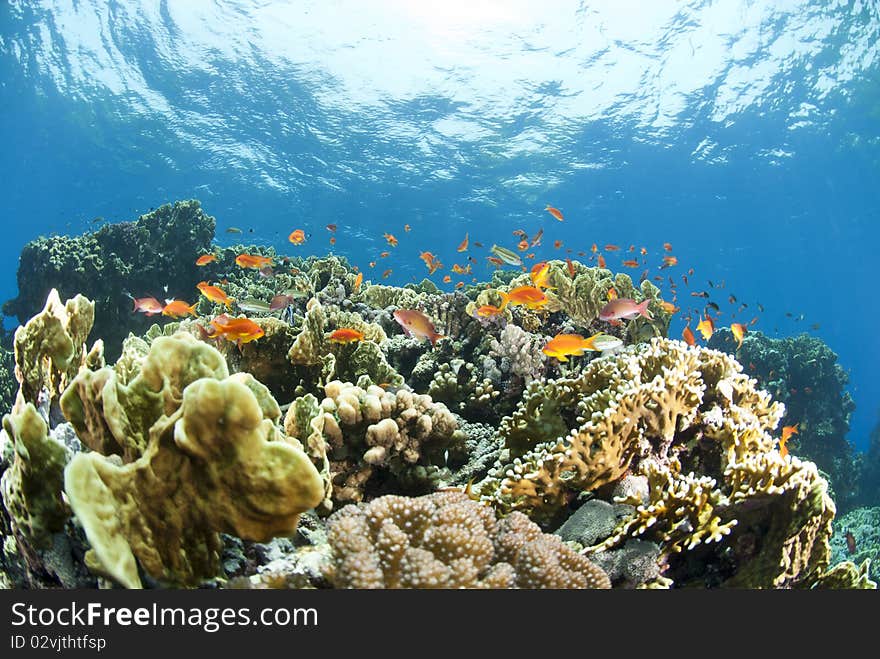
[325,491,610,589]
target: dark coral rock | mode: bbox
[4,200,215,360]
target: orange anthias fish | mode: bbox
[517,239,529,251]
[696,315,715,340]
[384,233,398,247]
[382,269,392,279]
[326,224,337,232]
[404,224,411,232]
[442,275,452,283]
[288,229,306,244]
[604,244,620,252]
[566,257,576,278]
[682,324,696,346]
[419,251,442,274]
[607,287,618,301]
[622,259,640,268]
[505,285,549,310]
[590,243,598,253]
[545,205,564,221]
[530,261,555,289]
[208,315,264,345]
[474,294,510,318]
[162,300,198,318]
[197,281,233,309]
[457,233,469,252]
[352,271,364,293]
[597,254,607,268]
[380,251,390,258]
[554,240,563,249]
[393,309,446,346]
[663,242,673,252]
[235,253,273,269]
[328,328,365,344]
[779,424,798,458]
[731,322,747,348]
[661,255,678,268]
[659,300,679,314]
[132,296,164,316]
[542,333,600,362]
[195,254,216,266]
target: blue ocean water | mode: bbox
[0,0,878,450]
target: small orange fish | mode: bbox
[487,256,504,267]
[455,282,464,289]
[661,255,678,268]
[513,229,527,239]
[404,224,411,232]
[328,328,365,344]
[554,240,563,249]
[382,269,392,279]
[442,275,451,283]
[384,233,398,247]
[622,259,640,268]
[530,262,554,289]
[197,281,234,309]
[696,315,714,340]
[517,240,528,251]
[235,253,273,269]
[457,233,469,252]
[607,287,618,301]
[393,309,446,346]
[369,261,376,268]
[542,333,599,361]
[326,224,337,232]
[353,271,363,293]
[505,285,549,310]
[162,299,198,318]
[208,315,264,345]
[640,247,647,256]
[329,236,336,245]
[380,251,390,258]
[682,324,696,346]
[132,296,164,316]
[195,254,216,266]
[545,205,564,221]
[590,243,598,253]
[566,257,576,278]
[474,297,509,318]
[663,242,673,252]
[659,300,679,314]
[525,253,535,260]
[597,254,606,268]
[288,229,306,244]
[604,244,620,252]
[731,322,747,348]
[779,424,798,457]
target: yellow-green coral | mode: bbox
[60,333,228,461]
[325,491,610,589]
[64,374,324,589]
[0,404,69,549]
[13,289,95,412]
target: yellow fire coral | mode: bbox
[325,491,610,589]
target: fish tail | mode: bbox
[188,303,198,315]
[639,299,653,320]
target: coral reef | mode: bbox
[4,201,215,359]
[284,380,463,509]
[324,491,610,588]
[710,329,857,510]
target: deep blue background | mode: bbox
[1,0,878,448]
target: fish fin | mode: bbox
[430,333,447,347]
[498,291,510,310]
[639,299,653,320]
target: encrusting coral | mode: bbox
[61,333,324,588]
[324,491,611,588]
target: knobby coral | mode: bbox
[324,491,610,588]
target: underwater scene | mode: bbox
[0,1,878,590]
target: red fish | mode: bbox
[622,259,640,268]
[682,324,696,346]
[545,205,564,221]
[132,296,164,316]
[457,233,469,252]
[195,254,216,266]
[599,298,652,321]
[328,328,364,344]
[393,309,446,346]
